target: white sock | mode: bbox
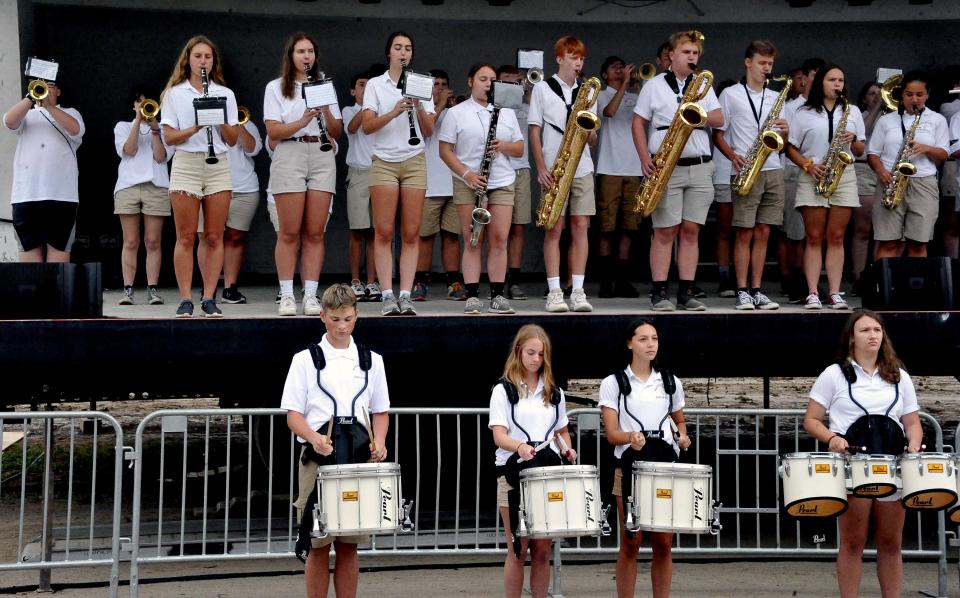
[304,280,319,298]
[572,274,585,290]
[547,277,561,292]
[279,280,294,298]
[382,289,395,299]
[399,289,411,299]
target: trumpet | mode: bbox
[27,79,49,103]
[238,105,250,126]
[139,98,159,121]
[524,67,543,90]
[630,63,657,84]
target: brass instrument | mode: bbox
[815,96,853,198]
[469,98,500,247]
[732,75,792,196]
[535,76,602,230]
[27,79,49,103]
[633,65,714,217]
[880,107,923,210]
[200,67,219,165]
[237,105,250,126]
[139,98,160,121]
[880,73,901,113]
[525,67,544,89]
[630,63,657,84]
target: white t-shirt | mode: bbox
[488,378,569,467]
[598,367,686,458]
[634,72,721,158]
[263,77,343,139]
[712,135,732,184]
[228,121,263,193]
[113,120,172,194]
[342,103,374,170]
[362,70,436,163]
[4,107,85,204]
[509,101,530,170]
[160,79,239,154]
[867,109,948,178]
[280,335,390,442]
[425,110,452,198]
[940,99,960,124]
[527,75,596,179]
[809,362,918,435]
[596,86,642,176]
[717,83,784,171]
[787,103,866,164]
[438,97,523,190]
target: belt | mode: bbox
[284,136,322,143]
[675,155,712,167]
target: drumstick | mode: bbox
[361,406,377,455]
[554,434,573,462]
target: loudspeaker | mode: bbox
[863,257,954,311]
[0,262,102,319]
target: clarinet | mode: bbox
[200,67,219,165]
[469,96,499,247]
[398,60,421,146]
[304,62,333,152]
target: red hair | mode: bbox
[554,36,586,59]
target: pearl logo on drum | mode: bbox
[547,491,564,502]
[381,485,393,522]
[656,488,672,499]
[341,491,359,502]
[797,503,819,515]
[693,487,704,521]
[585,489,595,524]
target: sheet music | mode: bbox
[877,68,902,83]
[517,49,544,71]
[493,81,523,110]
[303,80,338,109]
[25,57,59,81]
[403,71,434,101]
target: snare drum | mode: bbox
[848,454,899,498]
[900,452,957,511]
[314,462,408,537]
[630,461,716,534]
[779,452,847,517]
[518,465,602,539]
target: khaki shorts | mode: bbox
[855,161,878,197]
[347,167,373,230]
[596,174,641,232]
[294,447,370,548]
[732,169,785,228]
[169,151,232,198]
[114,182,171,216]
[420,196,460,236]
[872,175,939,243]
[713,183,732,205]
[782,164,805,241]
[267,202,279,233]
[370,154,427,190]
[512,168,532,225]
[496,475,514,508]
[555,174,596,219]
[270,141,337,195]
[650,161,715,228]
[612,467,625,497]
[794,166,860,210]
[197,191,259,232]
[452,179,515,206]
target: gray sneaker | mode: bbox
[397,295,417,315]
[464,297,483,314]
[366,282,382,302]
[118,287,134,305]
[381,295,401,316]
[651,293,675,312]
[490,295,516,314]
[677,294,707,311]
[147,287,164,305]
[752,291,780,310]
[734,290,755,311]
[570,288,593,312]
[507,283,528,300]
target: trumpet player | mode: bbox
[713,40,788,311]
[868,71,947,259]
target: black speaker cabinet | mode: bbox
[0,262,102,319]
[863,257,954,311]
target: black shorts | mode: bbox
[12,201,77,252]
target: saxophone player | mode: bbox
[713,40,788,311]
[632,30,723,312]
[868,71,948,259]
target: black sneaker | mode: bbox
[175,299,194,318]
[717,275,735,298]
[598,279,616,299]
[221,286,247,304]
[200,298,223,318]
[614,280,640,298]
[690,283,708,299]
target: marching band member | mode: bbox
[654,42,671,74]
[803,309,922,598]
[939,72,960,260]
[632,30,723,311]
[599,317,690,598]
[362,31,436,316]
[439,63,524,314]
[850,81,882,296]
[868,71,948,259]
[264,33,343,317]
[784,63,865,310]
[113,86,171,306]
[529,35,598,313]
[712,80,737,299]
[713,40,788,311]
[489,324,576,598]
[160,35,239,318]
[497,64,532,302]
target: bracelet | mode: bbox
[462,169,471,179]
[515,440,525,453]
[826,434,837,446]
[801,159,813,173]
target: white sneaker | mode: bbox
[278,295,297,316]
[350,279,366,300]
[303,294,322,316]
[570,288,593,312]
[545,289,569,313]
[803,293,822,310]
[828,293,849,310]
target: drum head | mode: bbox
[902,489,958,511]
[949,505,960,524]
[785,497,848,518]
[851,483,898,499]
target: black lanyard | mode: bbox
[743,82,765,131]
[825,104,837,143]
[665,71,693,104]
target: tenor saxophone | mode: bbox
[880,108,923,210]
[535,77,602,230]
[731,76,792,196]
[815,97,854,198]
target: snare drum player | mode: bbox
[802,309,922,598]
[599,318,690,598]
[282,283,389,598]
[489,324,576,598]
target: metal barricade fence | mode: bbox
[0,411,124,598]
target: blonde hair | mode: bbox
[162,35,226,100]
[321,283,358,312]
[502,324,556,406]
[669,30,705,54]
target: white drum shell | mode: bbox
[519,465,603,539]
[779,452,847,517]
[848,454,899,498]
[316,462,403,536]
[900,452,957,511]
[630,461,713,533]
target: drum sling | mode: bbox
[838,362,904,455]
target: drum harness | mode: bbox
[838,361,905,456]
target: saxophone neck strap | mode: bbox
[545,76,575,134]
[664,71,693,103]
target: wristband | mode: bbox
[801,159,813,173]
[826,434,837,446]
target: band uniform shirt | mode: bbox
[425,110,453,198]
[809,362,918,435]
[342,104,374,170]
[527,74,596,179]
[228,121,263,193]
[717,83,784,171]
[362,70,436,163]
[598,367,686,458]
[940,98,960,124]
[488,378,568,466]
[113,120,172,194]
[4,107,85,204]
[438,96,522,190]
[787,103,866,166]
[280,335,390,443]
[508,100,531,170]
[712,134,732,183]
[161,80,239,154]
[868,109,948,179]
[596,86,642,176]
[633,72,720,159]
[263,77,343,140]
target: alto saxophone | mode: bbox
[634,67,714,217]
[732,76,792,196]
[535,76,602,230]
[880,108,923,210]
[815,97,854,198]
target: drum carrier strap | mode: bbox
[838,361,904,454]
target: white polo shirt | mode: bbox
[362,70,436,163]
[867,109,948,178]
[342,104,374,170]
[634,72,721,158]
[598,367,685,458]
[263,77,343,139]
[438,96,522,191]
[810,362,918,435]
[528,75,596,179]
[488,378,568,466]
[940,99,960,124]
[113,120,172,194]
[596,86,642,176]
[228,121,263,194]
[717,83,784,171]
[280,335,390,442]
[425,110,452,198]
[712,134,732,184]
[508,101,530,170]
[787,103,866,165]
[160,79,239,154]
[4,107,85,204]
